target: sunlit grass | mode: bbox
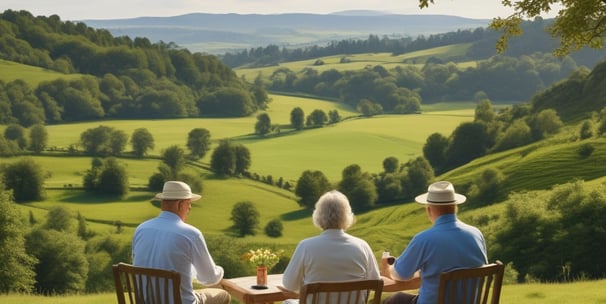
[0,59,82,87]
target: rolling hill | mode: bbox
[81,12,490,54]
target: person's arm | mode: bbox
[282,243,306,292]
[191,233,224,286]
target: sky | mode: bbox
[0,0,558,21]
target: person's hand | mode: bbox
[381,255,395,277]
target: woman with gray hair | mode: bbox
[280,190,380,303]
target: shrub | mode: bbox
[264,219,283,238]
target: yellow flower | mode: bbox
[244,248,283,268]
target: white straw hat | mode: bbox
[414,181,466,205]
[154,181,201,201]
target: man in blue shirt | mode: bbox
[133,181,230,304]
[382,181,487,304]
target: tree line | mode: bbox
[220,18,606,69]
[257,52,585,112]
[0,9,270,126]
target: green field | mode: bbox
[0,59,82,87]
[34,94,473,183]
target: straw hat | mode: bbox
[154,181,201,201]
[414,181,466,205]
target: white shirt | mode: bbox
[282,229,380,302]
[133,211,224,304]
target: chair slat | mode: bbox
[299,279,383,304]
[437,261,505,304]
[112,262,182,304]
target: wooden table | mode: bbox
[220,274,420,304]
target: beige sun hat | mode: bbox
[154,181,201,201]
[414,181,466,205]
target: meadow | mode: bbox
[0,59,82,87]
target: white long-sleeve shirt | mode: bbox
[133,211,224,304]
[282,229,380,298]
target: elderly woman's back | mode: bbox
[281,190,381,304]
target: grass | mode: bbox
[3,279,605,304]
[23,94,474,183]
[0,59,82,87]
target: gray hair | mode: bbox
[312,190,355,230]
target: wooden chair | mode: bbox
[112,262,182,304]
[437,260,505,304]
[299,279,384,304]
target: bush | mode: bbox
[264,219,283,237]
[577,143,594,158]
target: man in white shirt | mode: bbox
[132,181,230,304]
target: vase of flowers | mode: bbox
[245,248,282,288]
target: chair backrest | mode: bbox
[299,279,384,304]
[112,262,182,304]
[437,260,505,304]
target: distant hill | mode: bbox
[82,12,490,54]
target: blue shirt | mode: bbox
[133,211,224,304]
[393,214,487,304]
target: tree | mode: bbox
[28,124,48,154]
[2,158,46,202]
[492,119,532,152]
[337,164,378,211]
[255,113,272,136]
[382,156,399,173]
[211,140,236,176]
[187,128,211,159]
[130,128,154,158]
[328,110,341,124]
[109,129,128,156]
[80,125,127,156]
[419,0,606,55]
[230,201,260,237]
[26,229,88,294]
[234,144,251,175]
[294,170,332,208]
[290,107,305,130]
[162,145,186,177]
[4,123,27,150]
[474,99,496,123]
[422,132,449,173]
[401,157,434,200]
[444,122,491,170]
[0,190,37,293]
[306,109,328,127]
[579,119,593,140]
[44,206,74,232]
[530,109,563,140]
[83,158,129,196]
